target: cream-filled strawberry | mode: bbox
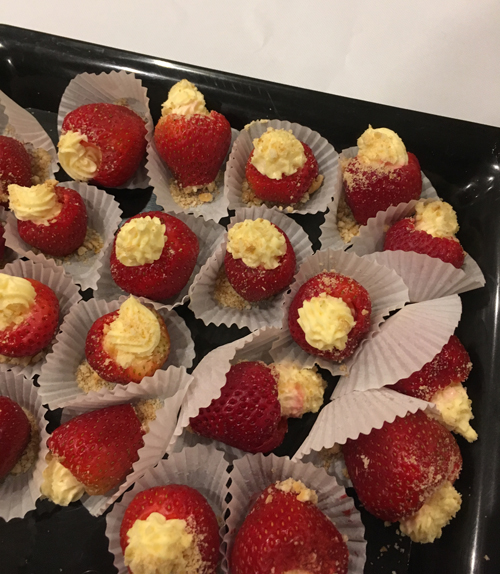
[110,211,199,301]
[9,179,87,257]
[224,218,296,302]
[0,135,32,207]
[85,297,170,385]
[0,396,32,480]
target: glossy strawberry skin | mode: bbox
[0,135,32,207]
[246,143,319,205]
[0,396,32,479]
[384,217,465,268]
[48,404,145,496]
[231,483,349,574]
[343,152,422,225]
[0,278,59,357]
[120,485,220,573]
[17,186,87,257]
[288,271,371,362]
[190,361,287,453]
[343,410,462,522]
[110,211,199,301]
[62,103,147,188]
[154,111,231,188]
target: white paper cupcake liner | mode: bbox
[94,211,225,309]
[57,70,153,189]
[148,128,239,222]
[225,119,341,215]
[38,297,195,409]
[0,258,81,379]
[189,206,313,330]
[223,453,366,574]
[169,428,247,465]
[0,373,49,521]
[3,181,122,290]
[105,443,229,573]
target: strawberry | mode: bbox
[0,277,59,357]
[231,480,349,574]
[0,396,32,479]
[0,135,32,207]
[190,361,287,453]
[343,152,422,225]
[61,103,147,188]
[110,211,199,301]
[120,485,220,574]
[154,111,231,188]
[47,404,145,495]
[288,271,371,362]
[0,224,5,260]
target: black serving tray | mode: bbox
[0,24,499,574]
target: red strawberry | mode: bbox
[0,277,59,357]
[343,152,421,225]
[120,485,220,574]
[0,225,5,260]
[0,135,32,207]
[231,480,349,574]
[47,404,145,495]
[246,143,319,205]
[190,361,287,453]
[110,211,199,301]
[0,396,32,479]
[154,111,231,188]
[61,103,147,188]
[288,271,371,362]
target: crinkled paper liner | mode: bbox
[225,119,342,215]
[0,258,81,379]
[57,70,153,189]
[105,444,229,573]
[0,373,49,521]
[270,249,409,376]
[223,453,366,574]
[94,212,225,309]
[148,128,239,222]
[188,205,314,330]
[3,181,122,290]
[38,297,195,409]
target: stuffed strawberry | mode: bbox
[120,485,220,574]
[231,479,349,574]
[343,410,463,543]
[110,211,199,301]
[384,199,465,268]
[59,103,147,188]
[0,396,32,480]
[0,135,32,207]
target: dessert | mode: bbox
[231,478,349,574]
[0,396,32,479]
[58,102,148,188]
[288,271,371,362]
[110,211,199,301]
[343,410,462,543]
[120,485,220,574]
[154,79,232,207]
[0,135,32,207]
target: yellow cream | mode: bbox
[115,216,167,267]
[161,79,209,117]
[297,293,355,351]
[399,482,462,543]
[432,383,477,442]
[40,457,86,506]
[414,200,459,238]
[251,128,306,180]
[357,126,408,168]
[273,363,326,418]
[103,297,161,369]
[275,478,318,504]
[226,219,286,269]
[0,274,37,330]
[58,131,101,181]
[9,179,62,225]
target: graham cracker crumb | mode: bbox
[319,445,342,471]
[30,148,52,186]
[134,398,162,433]
[76,360,115,393]
[10,408,39,475]
[336,194,360,243]
[213,265,251,310]
[0,349,45,367]
[170,171,222,208]
[31,227,103,263]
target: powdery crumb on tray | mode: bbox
[30,148,52,185]
[170,171,223,209]
[337,194,360,243]
[30,228,103,265]
[76,360,115,393]
[213,265,251,311]
[134,398,162,433]
[0,349,45,368]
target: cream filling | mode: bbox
[58,130,101,181]
[0,274,36,330]
[251,127,306,179]
[8,179,62,225]
[161,79,209,117]
[275,478,318,504]
[357,125,408,168]
[115,216,167,267]
[40,457,85,506]
[414,200,459,238]
[273,363,326,418]
[432,383,477,442]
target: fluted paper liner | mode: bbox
[169,429,247,465]
[189,206,313,330]
[223,453,366,574]
[0,259,81,379]
[38,297,195,409]
[94,212,225,309]
[0,206,18,268]
[105,444,229,573]
[0,373,50,521]
[3,181,122,290]
[57,70,153,189]
[225,119,341,215]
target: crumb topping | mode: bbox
[10,407,39,475]
[336,194,360,243]
[251,128,306,179]
[133,398,162,433]
[275,478,318,504]
[227,218,286,269]
[30,148,52,186]
[169,172,222,208]
[115,216,167,267]
[213,265,252,310]
[31,227,103,263]
[242,174,323,211]
[76,360,115,393]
